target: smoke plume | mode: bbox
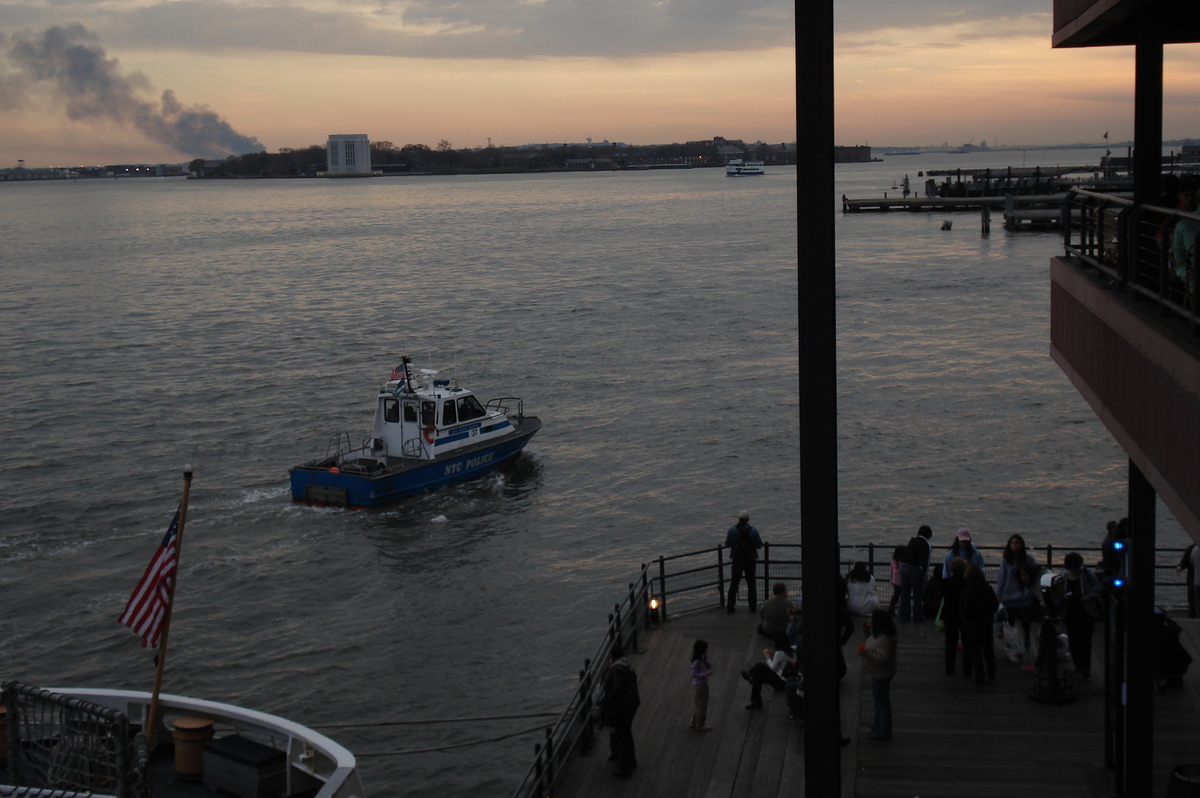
[2,24,263,158]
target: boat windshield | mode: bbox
[457,395,487,421]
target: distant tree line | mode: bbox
[189,137,798,178]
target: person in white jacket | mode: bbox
[845,561,881,616]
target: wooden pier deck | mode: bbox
[552,607,1200,798]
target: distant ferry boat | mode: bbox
[726,159,765,176]
[290,355,540,508]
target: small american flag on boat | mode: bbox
[118,508,179,648]
[390,364,408,382]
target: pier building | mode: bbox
[1049,2,1200,790]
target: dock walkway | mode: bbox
[551,607,1200,798]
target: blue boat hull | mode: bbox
[290,418,541,508]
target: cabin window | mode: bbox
[403,403,418,423]
[421,401,435,426]
[457,395,486,421]
[383,398,400,424]
[442,400,458,425]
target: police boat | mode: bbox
[290,355,541,508]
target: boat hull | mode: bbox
[290,417,541,508]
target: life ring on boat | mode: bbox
[422,425,436,444]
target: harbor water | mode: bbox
[0,149,1187,796]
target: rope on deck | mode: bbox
[355,723,554,756]
[309,711,559,729]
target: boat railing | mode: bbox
[45,689,365,798]
[512,540,1196,797]
[1063,187,1200,335]
[400,437,428,459]
[323,432,355,464]
[2,681,148,798]
[485,397,524,420]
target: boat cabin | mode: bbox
[369,371,509,462]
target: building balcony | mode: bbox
[1050,189,1200,535]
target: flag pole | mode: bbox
[145,465,193,748]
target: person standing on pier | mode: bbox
[996,534,1039,650]
[601,643,640,778]
[1059,552,1103,679]
[689,640,712,731]
[942,528,985,578]
[959,563,999,685]
[725,511,762,613]
[1172,178,1199,291]
[898,525,933,623]
[939,557,968,675]
[860,609,897,740]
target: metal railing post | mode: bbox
[658,556,667,618]
[627,584,639,652]
[543,728,555,797]
[579,663,594,754]
[717,546,726,608]
[762,542,771,601]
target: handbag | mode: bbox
[934,598,945,632]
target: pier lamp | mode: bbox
[648,597,660,624]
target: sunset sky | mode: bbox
[0,0,1197,166]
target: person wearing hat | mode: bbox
[941,528,985,579]
[725,511,763,613]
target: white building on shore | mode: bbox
[322,134,378,176]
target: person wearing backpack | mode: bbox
[725,511,763,613]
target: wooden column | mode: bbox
[796,0,840,794]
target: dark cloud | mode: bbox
[1,23,263,156]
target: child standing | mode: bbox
[690,639,712,731]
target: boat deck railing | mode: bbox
[42,689,364,798]
[1063,188,1200,335]
[511,540,1196,798]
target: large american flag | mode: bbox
[118,509,180,648]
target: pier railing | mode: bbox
[511,540,1194,798]
[1063,188,1200,334]
[510,564,656,798]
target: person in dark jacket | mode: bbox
[725,511,763,613]
[940,557,968,675]
[601,643,640,778]
[959,563,998,685]
[898,525,933,622]
[1060,552,1103,679]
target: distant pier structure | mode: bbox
[321,134,379,177]
[834,145,872,163]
